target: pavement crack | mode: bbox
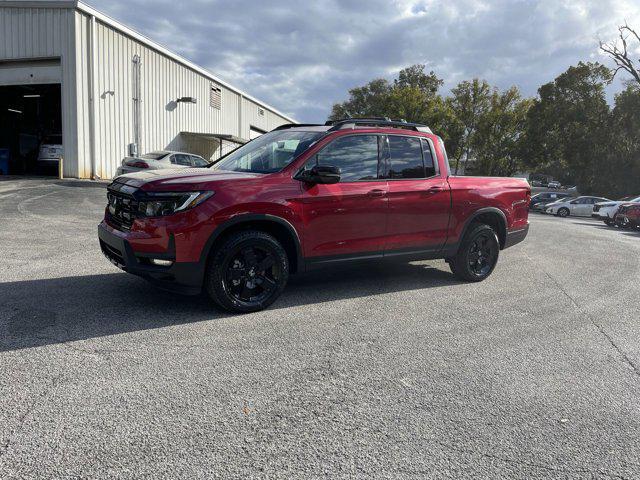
[434,440,629,479]
[524,252,640,380]
[0,373,64,460]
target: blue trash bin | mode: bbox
[0,148,9,175]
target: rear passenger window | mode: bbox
[388,136,424,179]
[173,154,191,166]
[421,139,437,177]
[316,135,379,182]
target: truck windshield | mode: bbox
[211,130,323,173]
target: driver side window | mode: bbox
[311,135,380,182]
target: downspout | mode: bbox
[88,14,98,179]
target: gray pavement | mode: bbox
[1,178,639,479]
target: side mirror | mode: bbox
[296,164,340,184]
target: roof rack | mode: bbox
[272,123,324,131]
[325,118,432,134]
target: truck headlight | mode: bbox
[138,191,214,217]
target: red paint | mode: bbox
[100,127,530,273]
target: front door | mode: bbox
[299,134,388,259]
[383,135,451,253]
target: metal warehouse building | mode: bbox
[0,0,294,179]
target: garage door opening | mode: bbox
[0,83,62,176]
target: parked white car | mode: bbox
[545,196,610,217]
[36,134,63,167]
[115,150,211,177]
[592,195,640,225]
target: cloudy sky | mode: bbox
[89,0,640,122]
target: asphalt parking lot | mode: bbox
[1,178,640,479]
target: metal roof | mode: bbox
[1,0,296,123]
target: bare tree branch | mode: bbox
[599,23,640,86]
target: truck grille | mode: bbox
[106,189,139,231]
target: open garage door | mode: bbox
[0,60,62,176]
[0,58,62,86]
[0,84,62,176]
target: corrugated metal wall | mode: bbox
[1,4,292,179]
[75,10,291,179]
[0,5,80,177]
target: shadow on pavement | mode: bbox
[1,262,456,353]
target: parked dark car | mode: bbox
[529,192,572,212]
[614,203,640,229]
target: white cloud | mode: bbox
[88,0,640,121]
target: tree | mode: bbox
[448,79,492,174]
[472,87,532,177]
[329,64,443,122]
[604,84,640,197]
[599,23,640,86]
[520,62,612,193]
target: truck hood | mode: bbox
[113,167,262,190]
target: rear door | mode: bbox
[384,135,450,253]
[574,197,596,216]
[299,134,388,259]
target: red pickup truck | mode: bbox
[99,118,530,312]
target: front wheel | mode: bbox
[205,230,289,313]
[448,223,500,282]
[557,207,570,218]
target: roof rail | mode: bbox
[326,118,432,133]
[272,123,324,131]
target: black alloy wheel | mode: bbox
[206,230,289,312]
[225,246,280,304]
[449,223,500,282]
[467,232,498,277]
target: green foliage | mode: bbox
[329,61,640,196]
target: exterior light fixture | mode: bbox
[177,96,197,104]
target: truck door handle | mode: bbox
[424,186,444,194]
[367,189,387,197]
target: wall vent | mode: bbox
[210,85,221,109]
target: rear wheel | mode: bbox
[448,223,500,282]
[557,207,570,218]
[205,230,289,313]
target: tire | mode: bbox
[205,230,289,313]
[557,207,570,218]
[448,223,500,282]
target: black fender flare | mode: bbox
[456,207,508,250]
[198,213,304,271]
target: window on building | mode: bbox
[210,85,221,109]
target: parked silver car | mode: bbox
[115,150,210,177]
[545,196,610,217]
[36,134,63,167]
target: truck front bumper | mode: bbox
[98,222,204,295]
